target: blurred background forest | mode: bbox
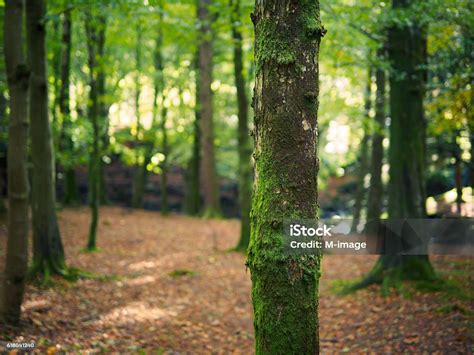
[0,0,473,353]
[0,0,471,220]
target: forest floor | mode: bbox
[0,207,473,353]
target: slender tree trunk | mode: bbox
[453,133,463,215]
[248,1,324,352]
[366,52,386,229]
[58,8,79,206]
[0,90,7,214]
[230,0,252,251]
[85,13,106,251]
[184,52,201,215]
[462,26,474,192]
[27,0,66,275]
[197,0,219,217]
[359,0,435,292]
[0,0,30,325]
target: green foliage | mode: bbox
[36,0,471,208]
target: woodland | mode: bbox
[0,0,473,353]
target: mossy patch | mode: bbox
[168,269,196,278]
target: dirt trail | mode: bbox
[1,207,472,353]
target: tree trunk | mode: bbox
[197,0,220,217]
[0,90,7,215]
[27,0,66,275]
[58,8,79,206]
[184,53,201,216]
[231,0,252,251]
[366,53,386,231]
[453,133,463,215]
[247,1,324,353]
[360,0,435,292]
[0,0,30,325]
[85,12,106,251]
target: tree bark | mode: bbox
[247,1,324,353]
[453,133,463,215]
[58,8,79,206]
[85,12,106,251]
[0,90,7,215]
[366,53,386,230]
[0,0,30,325]
[197,0,220,217]
[231,0,252,251]
[27,0,66,275]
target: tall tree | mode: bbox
[197,0,219,217]
[0,90,7,215]
[358,0,436,291]
[0,0,30,325]
[351,69,372,233]
[366,48,386,229]
[231,0,252,251]
[247,0,324,352]
[85,11,106,251]
[27,0,66,276]
[58,7,79,205]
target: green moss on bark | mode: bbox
[248,0,323,352]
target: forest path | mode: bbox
[1,207,472,353]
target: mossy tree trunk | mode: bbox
[197,0,220,217]
[366,49,386,230]
[184,52,201,216]
[85,12,106,251]
[1,0,30,325]
[231,0,252,251]
[247,0,324,353]
[58,8,79,206]
[27,0,66,275]
[359,0,435,292]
